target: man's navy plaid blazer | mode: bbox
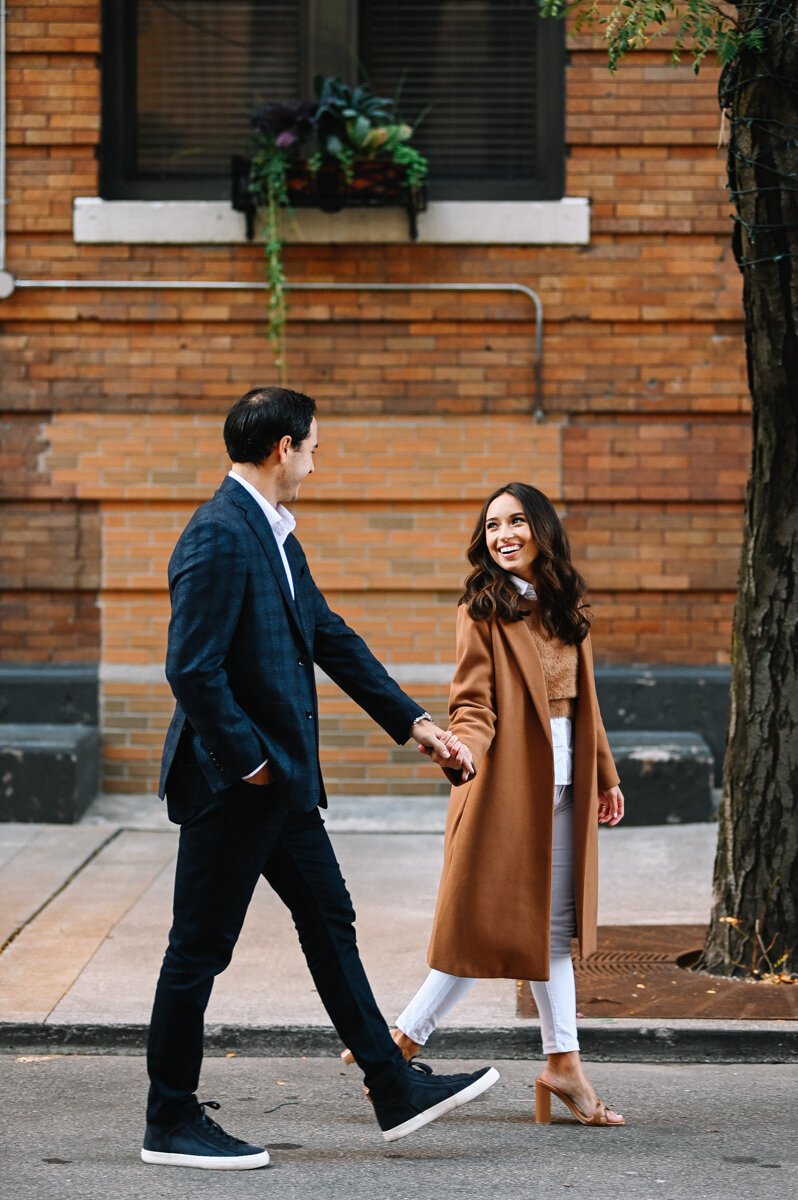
[159,475,423,810]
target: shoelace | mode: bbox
[197,1100,245,1147]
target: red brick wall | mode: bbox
[0,5,748,793]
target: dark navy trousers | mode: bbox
[146,751,405,1125]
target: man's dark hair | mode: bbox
[223,386,317,464]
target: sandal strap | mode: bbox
[592,1097,625,1125]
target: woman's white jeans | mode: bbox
[396,784,579,1055]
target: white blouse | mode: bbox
[510,575,573,786]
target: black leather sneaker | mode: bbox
[371,1062,500,1142]
[141,1101,270,1170]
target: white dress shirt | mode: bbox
[228,469,296,597]
[510,574,573,786]
[228,470,297,778]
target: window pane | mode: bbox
[136,0,300,177]
[360,0,539,189]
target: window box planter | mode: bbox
[231,154,427,240]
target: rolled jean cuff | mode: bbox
[396,970,478,1046]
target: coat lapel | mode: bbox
[501,618,553,748]
[220,478,311,652]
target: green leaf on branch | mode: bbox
[536,0,761,72]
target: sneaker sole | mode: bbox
[141,1147,270,1170]
[382,1066,500,1143]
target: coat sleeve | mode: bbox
[596,709,620,791]
[583,634,620,791]
[443,605,498,786]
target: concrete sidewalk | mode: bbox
[0,795,795,1060]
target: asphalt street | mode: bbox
[3,1053,796,1200]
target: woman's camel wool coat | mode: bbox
[427,604,620,982]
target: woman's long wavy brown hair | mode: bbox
[461,482,591,644]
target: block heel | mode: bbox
[534,1078,552,1124]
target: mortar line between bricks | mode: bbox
[0,828,123,957]
[49,497,749,511]
[94,585,740,599]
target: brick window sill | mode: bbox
[73,198,590,245]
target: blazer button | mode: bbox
[306,711,313,719]
[298,658,305,667]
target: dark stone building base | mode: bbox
[0,724,101,823]
[607,731,715,824]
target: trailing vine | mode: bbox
[249,150,291,377]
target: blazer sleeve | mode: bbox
[308,570,423,744]
[443,605,498,786]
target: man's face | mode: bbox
[280,417,317,503]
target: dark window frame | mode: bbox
[100,0,565,203]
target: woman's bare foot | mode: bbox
[538,1051,624,1124]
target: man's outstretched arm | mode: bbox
[308,571,473,774]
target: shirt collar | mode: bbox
[509,573,538,600]
[228,469,296,547]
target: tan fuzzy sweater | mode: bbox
[524,608,579,718]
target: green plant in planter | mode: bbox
[248,78,428,372]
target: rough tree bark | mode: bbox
[701,3,798,975]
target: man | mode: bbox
[142,386,497,1170]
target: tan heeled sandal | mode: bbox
[535,1077,625,1126]
[340,1028,421,1067]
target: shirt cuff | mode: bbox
[242,759,268,780]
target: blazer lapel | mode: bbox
[221,478,311,652]
[502,618,553,748]
[284,535,313,649]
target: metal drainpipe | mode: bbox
[0,0,13,299]
[5,278,545,418]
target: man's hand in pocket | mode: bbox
[243,763,273,786]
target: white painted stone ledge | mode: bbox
[99,663,456,685]
[73,197,590,245]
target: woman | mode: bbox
[375,482,625,1125]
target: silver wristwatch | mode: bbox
[409,710,433,736]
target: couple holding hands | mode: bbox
[142,385,625,1171]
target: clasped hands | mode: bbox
[411,720,475,782]
[411,720,625,819]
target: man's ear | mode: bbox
[277,434,293,462]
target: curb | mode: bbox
[2,1021,796,1063]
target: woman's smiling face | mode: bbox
[485,491,538,583]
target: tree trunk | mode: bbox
[701,4,798,976]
